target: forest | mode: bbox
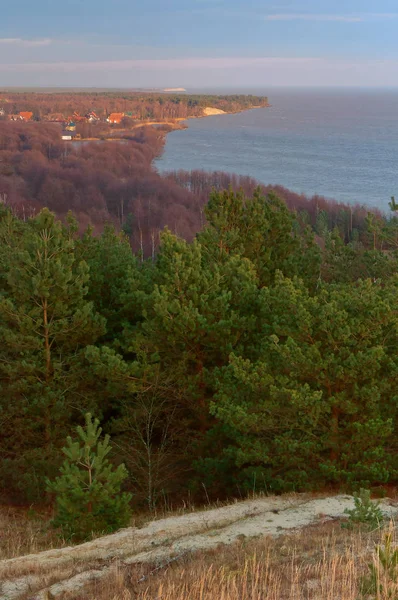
[0,120,386,257]
[0,91,269,121]
[1,108,398,514]
[1,177,398,511]
[0,120,200,254]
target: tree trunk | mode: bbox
[43,298,52,446]
[330,405,340,462]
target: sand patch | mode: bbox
[1,494,397,599]
[203,107,226,116]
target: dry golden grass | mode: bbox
[2,492,398,600]
[59,521,395,600]
[0,505,67,560]
[0,491,360,560]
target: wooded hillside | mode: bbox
[0,121,387,258]
[1,188,398,507]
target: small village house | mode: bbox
[61,131,81,141]
[86,111,100,123]
[19,112,33,122]
[107,112,124,124]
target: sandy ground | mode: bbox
[203,107,226,116]
[70,106,244,143]
[1,494,397,600]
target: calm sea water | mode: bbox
[156,89,398,211]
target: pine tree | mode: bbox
[78,224,148,345]
[389,196,398,213]
[198,188,300,286]
[0,208,106,501]
[47,413,132,541]
[197,188,320,290]
[142,229,260,432]
[211,273,398,492]
[315,209,329,238]
[321,228,398,284]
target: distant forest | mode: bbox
[0,120,387,256]
[1,109,398,509]
[0,91,269,121]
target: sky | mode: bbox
[1,0,398,88]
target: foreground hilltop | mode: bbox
[2,492,397,600]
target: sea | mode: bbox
[156,88,398,212]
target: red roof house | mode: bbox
[107,113,124,124]
[19,112,33,122]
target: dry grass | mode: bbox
[59,521,395,600]
[0,505,67,560]
[0,491,360,560]
[2,492,398,600]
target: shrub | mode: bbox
[360,527,398,598]
[47,413,132,541]
[343,488,383,530]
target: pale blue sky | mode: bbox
[1,0,398,87]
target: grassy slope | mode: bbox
[1,493,398,599]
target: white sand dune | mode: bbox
[203,107,226,116]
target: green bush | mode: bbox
[47,413,132,541]
[343,488,383,530]
[360,528,398,598]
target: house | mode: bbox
[86,111,100,123]
[61,131,81,141]
[19,112,33,122]
[8,114,22,121]
[107,112,124,124]
[0,108,5,117]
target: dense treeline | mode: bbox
[0,91,269,121]
[165,170,386,245]
[0,121,202,253]
[0,121,391,262]
[1,188,398,508]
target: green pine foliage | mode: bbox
[47,413,132,541]
[343,488,384,530]
[1,187,398,509]
[78,224,148,345]
[211,274,398,492]
[198,187,318,287]
[0,208,106,501]
[360,529,398,598]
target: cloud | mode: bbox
[0,57,321,73]
[1,57,398,88]
[264,13,398,22]
[0,38,52,47]
[264,14,363,22]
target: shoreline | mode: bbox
[70,104,269,143]
[150,104,270,160]
[121,103,269,134]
